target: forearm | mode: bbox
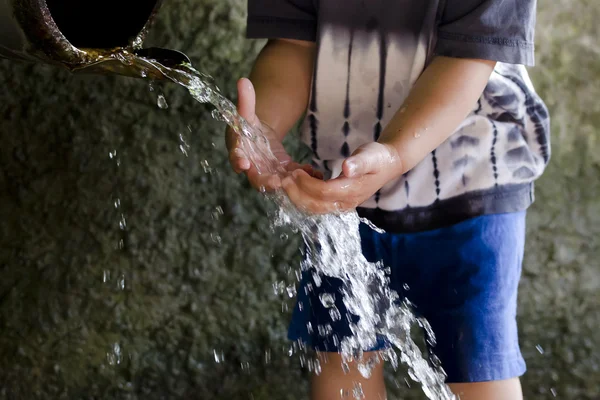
[378,56,496,174]
[248,39,316,139]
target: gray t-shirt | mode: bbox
[246,0,550,232]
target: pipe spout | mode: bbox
[0,0,188,79]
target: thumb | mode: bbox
[237,78,259,125]
[342,143,387,178]
[343,152,371,178]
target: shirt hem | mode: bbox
[246,16,317,42]
[357,183,534,233]
[434,32,535,66]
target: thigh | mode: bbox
[449,378,523,400]
[311,351,387,400]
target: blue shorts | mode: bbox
[288,212,527,383]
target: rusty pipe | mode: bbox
[0,0,189,79]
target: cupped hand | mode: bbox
[281,142,403,214]
[225,78,322,192]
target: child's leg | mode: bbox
[448,378,523,400]
[311,352,387,400]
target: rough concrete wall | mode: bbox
[0,1,597,399]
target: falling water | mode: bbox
[107,49,455,399]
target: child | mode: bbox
[227,1,550,398]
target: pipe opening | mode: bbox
[45,0,158,49]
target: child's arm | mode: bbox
[282,55,496,214]
[227,39,317,189]
[369,55,497,175]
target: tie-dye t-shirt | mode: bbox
[246,0,550,233]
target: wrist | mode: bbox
[377,140,406,178]
[377,135,406,176]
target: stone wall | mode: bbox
[0,1,597,399]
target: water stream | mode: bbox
[106,49,456,399]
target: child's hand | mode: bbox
[281,142,402,214]
[226,78,321,192]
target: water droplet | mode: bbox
[264,350,271,365]
[157,94,168,109]
[211,109,226,121]
[114,198,121,209]
[314,358,322,375]
[210,233,222,245]
[280,233,289,241]
[119,215,127,230]
[118,239,124,250]
[317,324,332,336]
[272,281,284,295]
[329,308,342,321]
[319,293,335,308]
[201,160,212,174]
[550,388,557,397]
[342,362,351,374]
[536,344,544,354]
[340,389,350,398]
[357,361,373,379]
[414,132,421,138]
[213,349,222,363]
[286,285,296,298]
[118,274,125,290]
[352,382,365,399]
[179,144,189,157]
[103,270,110,283]
[403,283,410,291]
[140,70,147,78]
[107,342,122,366]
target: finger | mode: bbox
[342,151,375,178]
[343,142,400,178]
[225,126,237,151]
[237,78,259,126]
[247,167,282,192]
[300,164,320,177]
[229,147,251,173]
[282,176,333,214]
[292,169,357,201]
[283,162,317,176]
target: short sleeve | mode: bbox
[434,0,537,66]
[246,0,318,42]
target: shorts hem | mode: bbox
[444,356,527,384]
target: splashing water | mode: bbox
[116,52,455,399]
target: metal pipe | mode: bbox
[0,0,185,79]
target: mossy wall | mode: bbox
[0,1,598,399]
